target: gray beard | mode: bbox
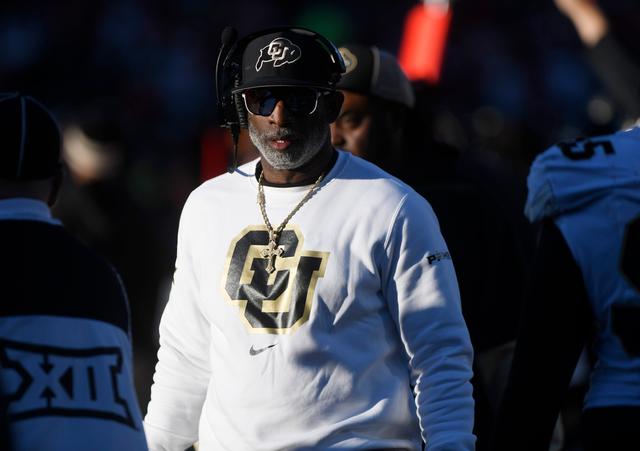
[248,122,329,170]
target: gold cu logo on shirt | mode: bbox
[221,225,329,334]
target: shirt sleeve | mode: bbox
[492,219,591,451]
[144,195,212,451]
[382,192,476,451]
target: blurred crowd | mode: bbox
[2,1,639,448]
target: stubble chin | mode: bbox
[249,124,327,170]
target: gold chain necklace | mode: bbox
[257,170,325,273]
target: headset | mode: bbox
[215,26,346,172]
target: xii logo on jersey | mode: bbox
[0,339,135,428]
[221,225,329,334]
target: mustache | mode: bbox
[262,128,300,141]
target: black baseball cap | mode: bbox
[0,93,61,181]
[231,28,345,93]
[336,44,415,108]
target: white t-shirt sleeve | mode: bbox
[144,195,212,450]
[382,192,475,450]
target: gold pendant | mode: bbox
[260,237,284,274]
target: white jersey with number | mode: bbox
[525,127,640,409]
[144,151,474,451]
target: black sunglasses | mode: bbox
[241,87,329,116]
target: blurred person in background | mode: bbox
[330,44,416,175]
[0,93,148,450]
[554,0,640,125]
[52,102,167,408]
[331,44,533,451]
[493,126,640,451]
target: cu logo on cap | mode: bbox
[256,38,301,71]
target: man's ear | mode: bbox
[324,91,344,124]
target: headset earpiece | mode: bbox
[216,27,239,129]
[234,92,247,129]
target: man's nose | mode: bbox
[269,100,291,127]
[330,122,345,148]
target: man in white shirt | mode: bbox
[144,27,475,451]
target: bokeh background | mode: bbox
[2,0,639,418]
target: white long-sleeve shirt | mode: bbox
[145,151,474,450]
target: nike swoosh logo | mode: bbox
[249,344,277,356]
